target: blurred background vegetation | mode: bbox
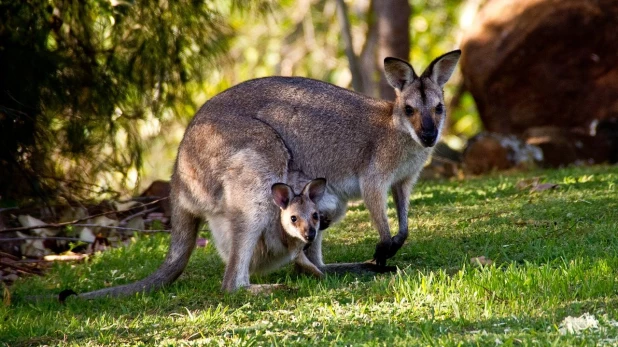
[0,0,483,205]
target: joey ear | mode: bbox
[271,183,294,209]
[302,178,327,203]
[384,57,417,91]
[422,49,461,87]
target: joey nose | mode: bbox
[307,228,317,242]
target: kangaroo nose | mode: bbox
[419,129,437,147]
[307,228,317,242]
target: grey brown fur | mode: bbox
[80,178,326,298]
[262,179,326,280]
[77,50,461,297]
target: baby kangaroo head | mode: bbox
[271,178,327,243]
[384,50,461,148]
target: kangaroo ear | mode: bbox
[422,49,461,87]
[384,57,417,91]
[302,178,327,203]
[271,183,294,209]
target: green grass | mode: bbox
[2,165,617,346]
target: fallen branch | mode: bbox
[73,224,170,233]
[118,207,159,225]
[512,219,553,227]
[0,259,43,275]
[0,198,167,233]
[0,250,20,261]
[0,236,91,243]
[537,222,576,241]
[463,211,509,223]
[472,281,507,303]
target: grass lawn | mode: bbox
[2,165,617,346]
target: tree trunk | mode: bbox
[359,0,379,97]
[375,0,411,100]
[335,0,365,93]
[334,0,410,99]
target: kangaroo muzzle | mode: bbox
[419,128,437,147]
[306,227,317,242]
[417,114,438,147]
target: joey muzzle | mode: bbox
[306,227,317,242]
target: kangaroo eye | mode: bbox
[404,105,414,116]
[435,103,444,114]
[290,216,297,223]
[312,212,319,220]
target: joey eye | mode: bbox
[404,105,414,116]
[435,103,444,114]
[290,216,297,223]
[312,212,319,220]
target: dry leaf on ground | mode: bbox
[470,256,494,267]
[558,313,599,335]
[530,183,560,192]
[515,177,559,193]
[515,177,541,190]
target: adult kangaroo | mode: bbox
[76,50,461,297]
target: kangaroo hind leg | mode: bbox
[219,211,269,292]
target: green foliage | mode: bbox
[3,165,618,345]
[0,0,483,198]
[410,0,463,65]
[0,0,238,202]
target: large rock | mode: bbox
[463,132,543,174]
[461,0,618,134]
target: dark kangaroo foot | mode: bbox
[373,234,406,267]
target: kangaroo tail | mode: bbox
[320,261,397,276]
[77,207,200,299]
